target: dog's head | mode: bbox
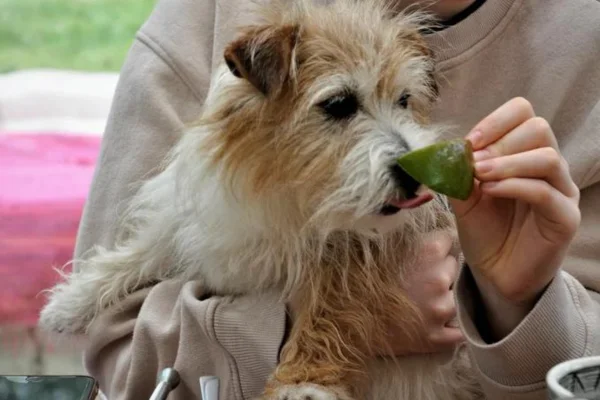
[198,0,442,235]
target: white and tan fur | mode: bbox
[40,1,482,398]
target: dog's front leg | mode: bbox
[259,294,371,400]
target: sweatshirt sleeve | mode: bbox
[73,25,210,264]
[456,268,599,399]
[83,279,286,400]
[455,239,600,400]
[72,4,289,398]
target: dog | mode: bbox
[40,0,483,398]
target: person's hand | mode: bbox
[450,97,581,336]
[380,230,464,356]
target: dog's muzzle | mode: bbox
[390,164,421,198]
[379,164,432,215]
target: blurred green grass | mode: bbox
[0,0,157,73]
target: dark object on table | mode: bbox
[0,375,98,400]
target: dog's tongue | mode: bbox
[387,192,434,209]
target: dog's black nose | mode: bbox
[390,164,420,199]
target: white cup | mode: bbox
[546,356,600,399]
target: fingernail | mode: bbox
[466,130,482,147]
[473,150,490,162]
[475,160,493,174]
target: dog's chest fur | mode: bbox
[366,351,481,400]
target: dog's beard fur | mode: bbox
[39,0,482,399]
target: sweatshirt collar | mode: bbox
[433,0,487,31]
[424,0,522,64]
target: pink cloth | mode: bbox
[0,133,101,326]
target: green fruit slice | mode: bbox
[397,139,475,201]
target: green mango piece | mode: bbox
[397,139,475,201]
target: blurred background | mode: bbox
[0,0,156,376]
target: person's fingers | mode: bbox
[428,285,457,323]
[475,147,578,198]
[428,327,465,349]
[471,116,559,162]
[466,97,536,151]
[414,255,460,296]
[480,178,581,242]
[438,255,460,292]
[445,316,460,329]
[450,255,460,284]
[419,231,455,262]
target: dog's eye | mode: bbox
[397,91,411,109]
[318,93,359,120]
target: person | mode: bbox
[71,0,600,399]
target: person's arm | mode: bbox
[453,98,600,400]
[456,265,600,399]
[72,2,272,396]
[456,184,600,400]
[84,279,286,400]
[73,0,215,265]
[76,35,288,392]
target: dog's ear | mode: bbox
[224,24,299,97]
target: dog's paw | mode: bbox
[37,281,97,335]
[38,299,90,335]
[260,383,353,400]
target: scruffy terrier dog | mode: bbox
[40,0,483,398]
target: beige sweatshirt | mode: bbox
[73,0,600,399]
